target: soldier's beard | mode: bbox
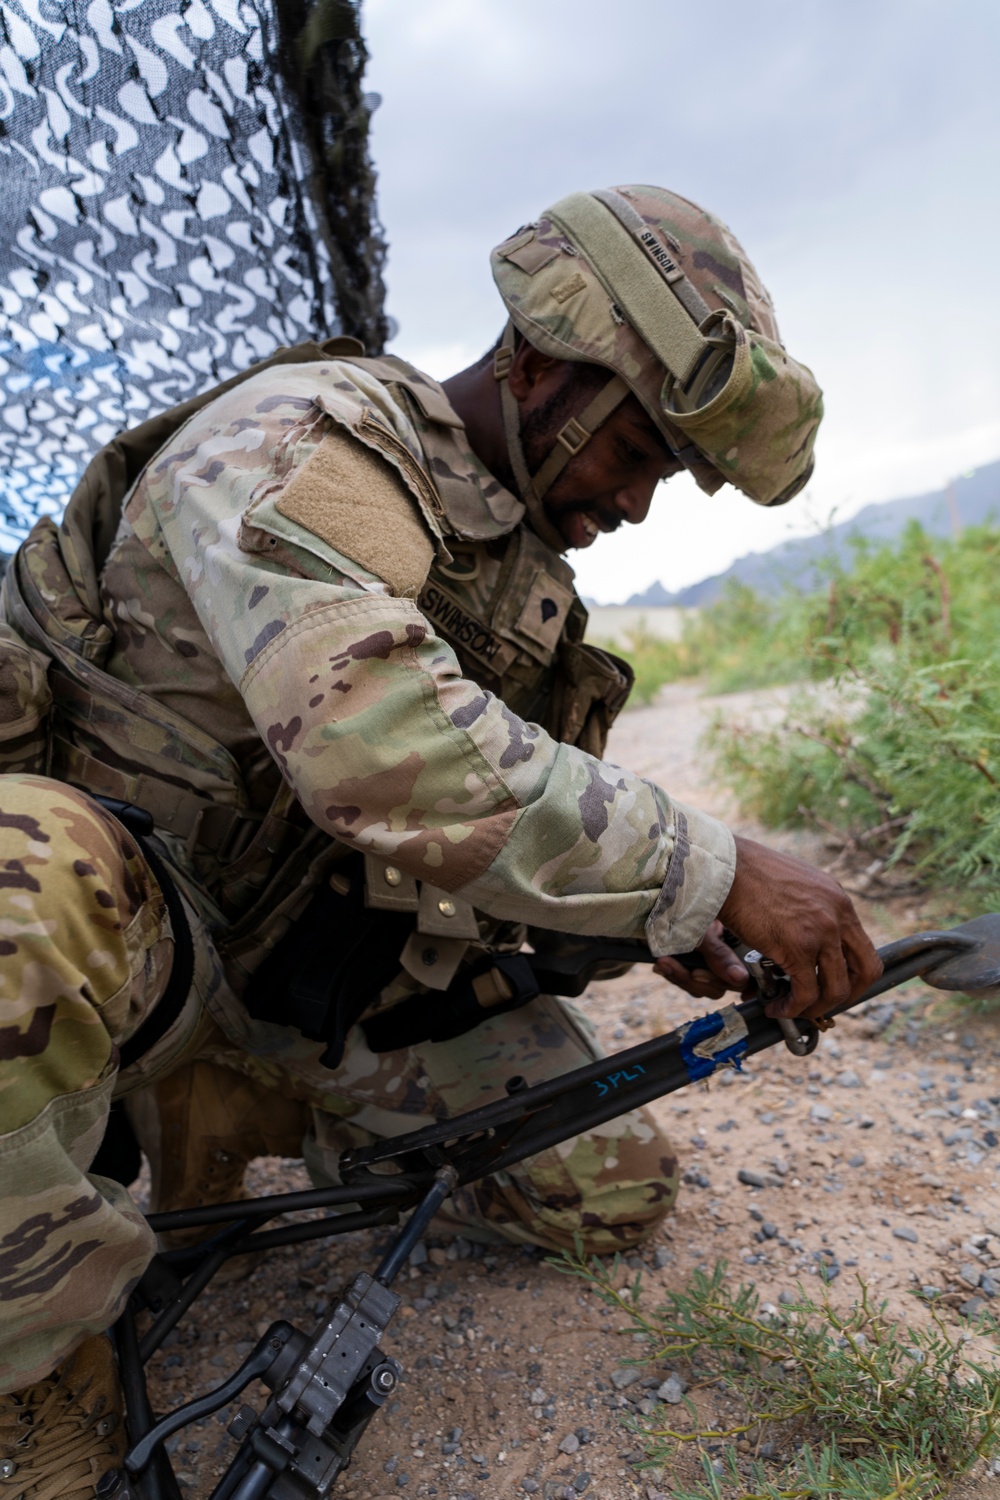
[518,367,624,533]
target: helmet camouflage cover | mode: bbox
[491,185,822,507]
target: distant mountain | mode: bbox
[624,459,1000,608]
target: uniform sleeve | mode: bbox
[144,369,735,955]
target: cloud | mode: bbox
[363,0,1000,599]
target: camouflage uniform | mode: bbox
[0,183,821,1391]
[0,350,733,1389]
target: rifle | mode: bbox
[118,914,1000,1500]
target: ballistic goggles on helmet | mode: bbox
[491,186,822,516]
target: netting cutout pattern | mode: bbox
[0,0,345,549]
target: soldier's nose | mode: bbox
[614,481,655,526]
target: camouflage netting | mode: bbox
[0,0,388,549]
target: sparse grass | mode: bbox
[553,1249,1000,1499]
[600,522,1000,914]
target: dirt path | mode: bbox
[144,684,1000,1498]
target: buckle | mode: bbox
[556,417,591,457]
[493,345,514,381]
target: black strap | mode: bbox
[242,857,413,1070]
[362,954,540,1053]
[93,797,196,1070]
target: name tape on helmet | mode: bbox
[545,191,709,384]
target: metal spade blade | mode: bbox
[918,913,1000,994]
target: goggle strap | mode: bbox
[546,191,709,384]
[592,188,714,329]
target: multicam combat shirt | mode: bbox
[97,357,735,956]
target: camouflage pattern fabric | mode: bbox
[492,185,823,507]
[0,776,168,1391]
[0,774,677,1390]
[200,988,677,1256]
[0,348,732,1392]
[100,357,735,956]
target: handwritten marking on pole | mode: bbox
[594,1064,646,1099]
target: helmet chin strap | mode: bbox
[493,321,628,553]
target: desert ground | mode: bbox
[140,683,1000,1498]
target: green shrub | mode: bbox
[553,1249,1000,1500]
[672,521,1000,911]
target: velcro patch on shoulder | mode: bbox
[276,428,435,598]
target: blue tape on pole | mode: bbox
[679,1008,749,1082]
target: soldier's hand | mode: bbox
[653,920,749,1001]
[718,835,882,1020]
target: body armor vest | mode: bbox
[0,341,634,1037]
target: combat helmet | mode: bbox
[490,185,822,550]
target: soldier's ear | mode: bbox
[507,340,567,400]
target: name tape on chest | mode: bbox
[418,580,517,676]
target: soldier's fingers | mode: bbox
[696,921,750,989]
[764,952,821,1019]
[654,956,727,1000]
[844,925,884,997]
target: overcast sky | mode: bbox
[362,0,1000,603]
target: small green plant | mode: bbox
[552,1249,1000,1499]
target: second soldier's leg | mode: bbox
[0,776,171,1392]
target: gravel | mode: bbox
[656,1374,686,1404]
[737,1168,785,1189]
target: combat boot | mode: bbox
[126,1056,309,1253]
[0,1335,126,1499]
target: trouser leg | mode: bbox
[0,775,171,1392]
[214,992,680,1256]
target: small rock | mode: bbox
[521,1482,540,1495]
[408,1240,428,1267]
[761,1222,778,1239]
[738,1168,784,1189]
[529,1386,547,1404]
[778,1290,797,1306]
[656,1374,686,1404]
[572,1473,592,1493]
[960,1296,987,1319]
[893,1226,918,1244]
[558,1433,580,1455]
[980,1273,998,1298]
[610,1367,641,1390]
[810,1103,833,1123]
[847,1153,866,1167]
[652,1247,672,1269]
[961,1034,977,1050]
[837,1070,861,1088]
[960,1263,982,1287]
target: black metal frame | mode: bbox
[115,919,1000,1499]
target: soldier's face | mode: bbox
[521,371,674,551]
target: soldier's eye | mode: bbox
[619,440,648,466]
